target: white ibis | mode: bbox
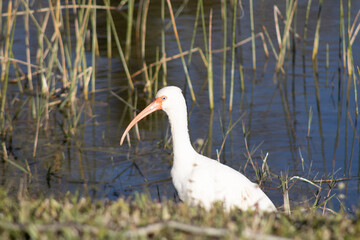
[120,86,277,212]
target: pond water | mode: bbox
[2,0,360,213]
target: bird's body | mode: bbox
[120,86,276,212]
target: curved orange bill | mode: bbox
[120,97,163,145]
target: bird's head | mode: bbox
[120,86,184,145]
[155,86,183,113]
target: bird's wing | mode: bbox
[186,156,276,211]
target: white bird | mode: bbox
[120,86,276,212]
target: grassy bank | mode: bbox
[0,189,359,239]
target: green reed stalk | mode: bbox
[206,110,214,157]
[249,0,256,71]
[166,0,196,101]
[91,0,98,94]
[104,0,134,90]
[208,9,213,110]
[221,0,227,100]
[135,0,143,43]
[161,0,167,86]
[24,0,33,91]
[1,1,13,131]
[199,0,208,60]
[312,0,323,61]
[141,0,151,97]
[346,0,353,76]
[355,66,360,116]
[0,1,16,160]
[106,4,111,58]
[187,0,201,66]
[302,0,312,67]
[125,0,134,62]
[229,0,237,112]
[65,0,72,57]
[70,1,91,105]
[340,0,346,68]
[154,47,159,93]
[0,0,2,53]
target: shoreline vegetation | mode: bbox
[0,189,359,239]
[1,0,360,238]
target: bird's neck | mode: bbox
[166,105,196,163]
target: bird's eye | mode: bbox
[161,96,167,101]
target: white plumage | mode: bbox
[120,86,276,212]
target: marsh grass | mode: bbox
[0,0,359,223]
[0,188,360,239]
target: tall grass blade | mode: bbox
[161,0,167,86]
[221,0,227,99]
[208,9,213,110]
[91,0,98,94]
[302,0,312,73]
[275,0,297,73]
[24,0,33,91]
[142,0,152,96]
[339,0,346,68]
[187,0,201,67]
[311,0,323,61]
[199,0,208,60]
[104,0,134,91]
[229,0,237,112]
[249,0,256,71]
[239,64,244,92]
[125,0,134,62]
[166,0,196,102]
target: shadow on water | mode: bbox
[1,0,360,213]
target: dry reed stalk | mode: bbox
[164,0,190,31]
[211,32,266,54]
[239,64,244,92]
[131,47,207,79]
[49,0,68,89]
[281,172,291,215]
[141,0,152,96]
[274,6,282,48]
[350,10,360,45]
[1,3,120,17]
[166,0,196,102]
[275,0,297,73]
[312,0,323,61]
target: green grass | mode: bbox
[0,188,359,239]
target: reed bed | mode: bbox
[0,0,360,223]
